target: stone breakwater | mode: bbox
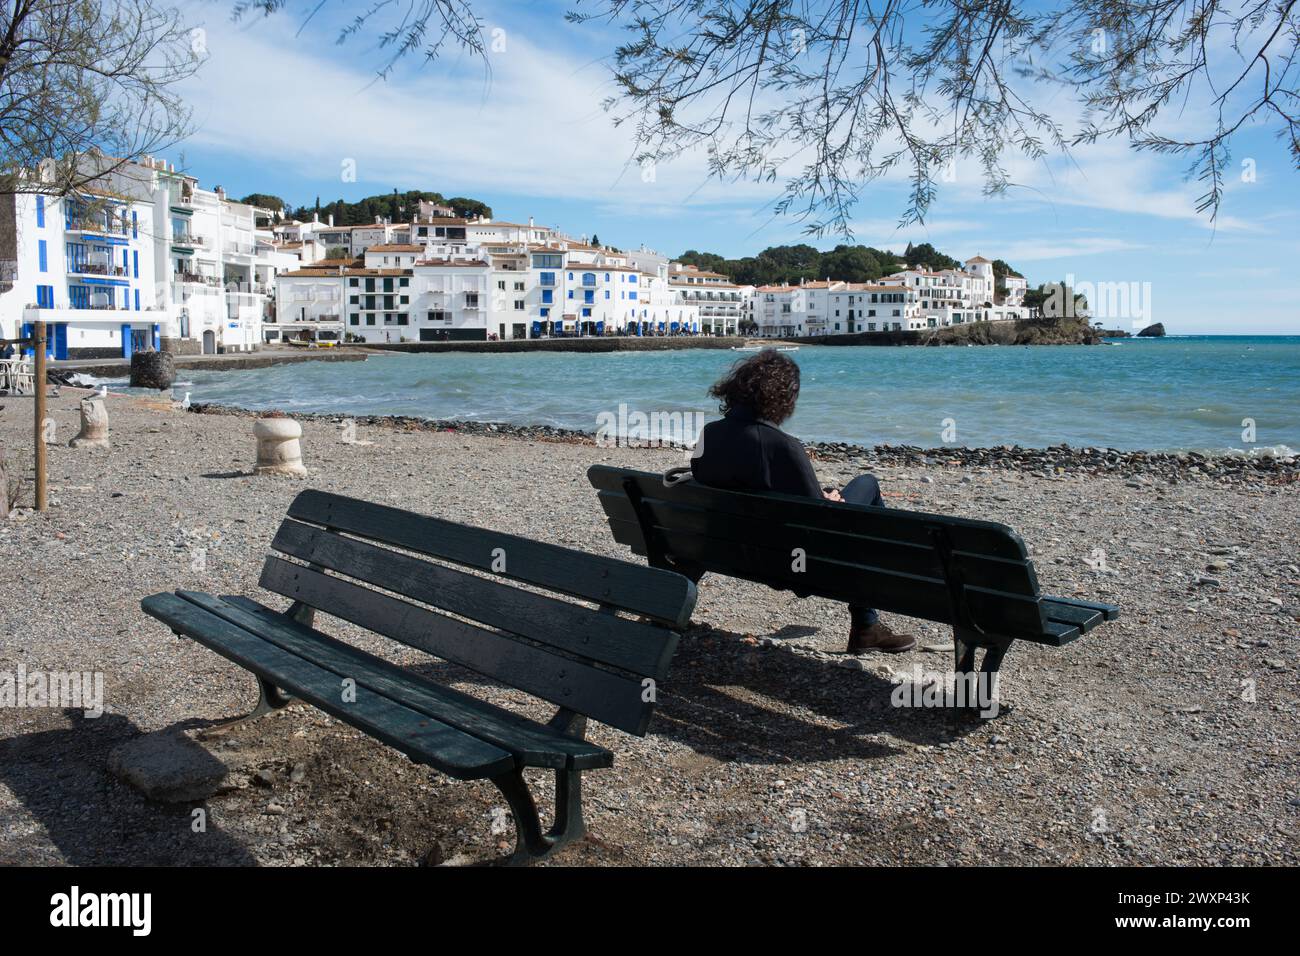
[187,403,1299,487]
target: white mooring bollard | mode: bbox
[253,417,307,477]
[69,398,111,449]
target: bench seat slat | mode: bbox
[140,592,515,780]
[287,489,696,627]
[1041,597,1105,633]
[272,519,675,680]
[178,593,613,770]
[259,558,655,735]
[1036,619,1083,647]
[1045,595,1120,621]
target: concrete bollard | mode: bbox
[69,398,111,449]
[253,417,307,476]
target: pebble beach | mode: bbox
[1,388,1297,866]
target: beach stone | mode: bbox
[68,398,110,449]
[253,417,307,477]
[129,350,176,390]
[107,731,229,802]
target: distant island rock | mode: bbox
[796,316,1106,347]
[1136,322,1166,337]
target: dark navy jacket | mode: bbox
[690,405,822,498]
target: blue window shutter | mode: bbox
[133,250,138,277]
[134,289,140,310]
[37,240,47,272]
[36,196,45,228]
[132,212,138,238]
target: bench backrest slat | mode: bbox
[272,518,677,680]
[287,489,695,627]
[596,490,1040,596]
[590,466,1049,639]
[259,557,658,734]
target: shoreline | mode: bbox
[187,402,1300,487]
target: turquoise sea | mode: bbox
[161,336,1300,453]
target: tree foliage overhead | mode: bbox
[677,241,1005,286]
[244,1,1300,233]
[0,0,201,197]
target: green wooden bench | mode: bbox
[588,466,1117,702]
[141,489,697,864]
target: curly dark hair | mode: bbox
[708,350,801,423]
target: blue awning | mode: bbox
[79,277,129,287]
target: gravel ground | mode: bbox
[0,389,1296,866]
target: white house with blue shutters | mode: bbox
[0,178,165,360]
[1,154,298,360]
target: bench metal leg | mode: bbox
[483,709,592,865]
[952,630,1011,720]
[199,676,294,737]
[488,765,588,866]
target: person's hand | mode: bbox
[823,488,844,502]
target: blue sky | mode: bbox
[171,0,1299,333]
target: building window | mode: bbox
[350,314,359,325]
[540,307,549,318]
[582,308,591,317]
[131,212,138,238]
[349,277,359,287]
[36,284,54,308]
[134,289,140,310]
[37,239,47,272]
[514,300,524,310]
[399,277,409,287]
[35,195,45,228]
[541,289,553,304]
[539,271,555,286]
[132,250,139,278]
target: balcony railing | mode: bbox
[69,263,127,277]
[174,271,221,287]
[172,233,206,246]
[66,218,129,235]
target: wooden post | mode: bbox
[33,320,47,512]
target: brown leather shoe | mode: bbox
[847,622,917,654]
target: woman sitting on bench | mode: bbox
[690,350,917,654]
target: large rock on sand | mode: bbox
[108,731,228,802]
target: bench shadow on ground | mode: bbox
[404,622,983,768]
[0,710,258,865]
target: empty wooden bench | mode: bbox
[141,489,697,864]
[589,466,1117,700]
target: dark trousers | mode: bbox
[841,474,883,628]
